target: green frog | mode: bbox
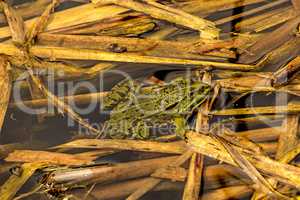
[102,77,211,139]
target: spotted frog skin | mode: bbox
[102,77,211,139]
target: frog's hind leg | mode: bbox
[103,121,129,139]
[131,121,150,139]
[174,116,187,138]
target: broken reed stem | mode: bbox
[0,0,52,24]
[126,178,161,200]
[4,150,97,166]
[52,139,187,154]
[36,33,238,57]
[0,43,255,70]
[0,57,11,133]
[92,0,219,39]
[273,56,300,86]
[186,131,300,188]
[73,177,183,200]
[215,0,289,25]
[0,3,130,39]
[0,1,26,44]
[25,0,59,43]
[51,130,278,154]
[182,153,203,200]
[201,185,253,200]
[50,156,178,184]
[9,91,109,108]
[0,162,46,200]
[182,72,211,200]
[72,164,251,200]
[277,115,300,159]
[126,150,193,200]
[252,114,300,199]
[211,103,300,115]
[239,15,300,63]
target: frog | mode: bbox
[102,77,211,139]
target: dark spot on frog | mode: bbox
[108,43,127,53]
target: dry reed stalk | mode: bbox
[211,103,300,115]
[50,14,156,37]
[0,0,52,24]
[0,1,26,44]
[176,0,267,16]
[25,0,54,123]
[52,139,187,154]
[4,149,97,165]
[9,91,109,108]
[215,0,289,26]
[36,33,239,58]
[153,163,252,189]
[0,3,130,39]
[236,6,296,33]
[239,15,300,64]
[251,114,300,199]
[0,57,11,133]
[211,134,286,198]
[276,115,300,159]
[186,131,300,188]
[255,37,300,71]
[125,150,193,200]
[238,127,280,142]
[0,43,255,70]
[151,166,187,182]
[0,43,256,71]
[183,153,204,200]
[50,156,178,184]
[73,164,252,200]
[72,177,183,200]
[25,0,59,43]
[273,56,300,86]
[0,162,46,200]
[92,0,219,39]
[182,71,212,200]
